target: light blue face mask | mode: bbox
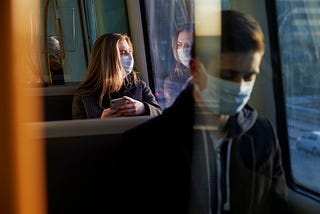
[198,74,254,115]
[177,47,191,67]
[121,55,134,77]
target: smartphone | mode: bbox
[110,97,126,109]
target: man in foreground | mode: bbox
[121,9,289,214]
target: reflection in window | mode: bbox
[42,0,86,85]
[143,0,229,109]
[48,35,65,85]
[143,0,194,108]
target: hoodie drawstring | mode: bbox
[206,131,234,213]
[201,130,212,213]
[223,138,233,212]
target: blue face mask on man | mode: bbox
[198,74,254,115]
[121,55,134,77]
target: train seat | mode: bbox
[26,116,153,213]
[28,85,77,121]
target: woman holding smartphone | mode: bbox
[72,33,162,119]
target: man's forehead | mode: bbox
[205,51,263,75]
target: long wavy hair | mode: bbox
[172,24,193,62]
[76,33,138,106]
[171,24,193,79]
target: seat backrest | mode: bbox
[28,85,77,121]
[26,116,153,213]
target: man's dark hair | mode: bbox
[191,10,264,59]
[221,9,264,53]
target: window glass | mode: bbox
[276,0,320,194]
[144,0,229,109]
[42,0,87,85]
[41,0,129,86]
[92,0,129,38]
[144,0,194,108]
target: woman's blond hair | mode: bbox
[77,33,138,106]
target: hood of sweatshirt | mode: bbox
[227,104,258,138]
[172,82,258,135]
[173,82,259,213]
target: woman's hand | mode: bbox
[100,108,123,118]
[101,96,145,118]
[116,96,145,116]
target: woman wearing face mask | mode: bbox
[72,33,162,119]
[163,24,193,107]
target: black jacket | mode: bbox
[121,83,289,214]
[72,79,162,119]
[163,62,191,107]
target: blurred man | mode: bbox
[121,10,289,214]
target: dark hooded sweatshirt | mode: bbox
[120,83,289,214]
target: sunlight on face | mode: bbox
[118,40,132,56]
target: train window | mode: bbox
[143,0,229,109]
[276,0,320,195]
[31,0,132,121]
[40,0,130,87]
[142,0,193,108]
[42,0,87,86]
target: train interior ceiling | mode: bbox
[1,0,320,214]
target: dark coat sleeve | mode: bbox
[72,94,87,119]
[139,81,163,116]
